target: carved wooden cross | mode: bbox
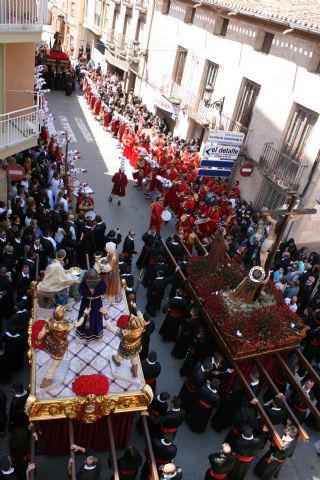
[263,195,317,274]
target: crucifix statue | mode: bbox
[261,194,317,276]
[231,194,316,305]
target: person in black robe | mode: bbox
[122,231,137,265]
[179,360,213,411]
[141,351,161,393]
[8,384,28,433]
[148,392,170,418]
[186,379,220,433]
[152,397,185,440]
[2,329,25,373]
[142,246,165,288]
[0,456,18,479]
[136,227,161,269]
[140,313,155,361]
[9,428,29,480]
[211,371,261,431]
[69,444,101,480]
[228,425,266,480]
[204,443,235,480]
[77,220,96,269]
[171,306,200,358]
[165,235,184,261]
[263,396,285,426]
[224,401,260,450]
[7,303,30,336]
[93,216,106,252]
[159,289,187,342]
[179,326,211,375]
[145,270,174,317]
[15,264,32,302]
[141,433,177,479]
[254,425,298,480]
[0,266,14,323]
[111,446,142,480]
[159,463,183,480]
[0,391,7,436]
[288,377,315,424]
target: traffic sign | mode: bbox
[207,129,245,146]
[200,159,235,169]
[203,144,240,160]
[7,164,25,181]
[197,168,232,178]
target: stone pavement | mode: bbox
[1,87,319,480]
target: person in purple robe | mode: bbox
[76,268,107,342]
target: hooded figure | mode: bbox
[76,268,107,342]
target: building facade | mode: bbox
[138,0,320,245]
[47,0,86,60]
[0,0,48,160]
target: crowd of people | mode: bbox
[0,61,318,479]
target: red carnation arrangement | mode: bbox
[72,374,109,396]
[187,257,304,349]
[31,320,47,350]
[117,314,129,328]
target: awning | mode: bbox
[153,94,180,116]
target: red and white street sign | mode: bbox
[240,163,254,177]
[7,164,25,181]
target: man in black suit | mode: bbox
[49,203,63,233]
[122,230,137,265]
[40,229,55,259]
[8,383,28,433]
[77,219,96,269]
[93,215,106,251]
[104,229,122,248]
[64,213,78,242]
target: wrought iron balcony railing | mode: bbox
[0,0,48,32]
[259,142,306,191]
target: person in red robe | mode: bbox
[149,197,164,233]
[122,129,135,160]
[94,97,101,117]
[103,107,110,130]
[109,168,128,206]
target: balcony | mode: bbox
[0,105,40,159]
[135,0,148,12]
[128,40,141,63]
[159,75,182,104]
[258,143,307,192]
[0,0,48,32]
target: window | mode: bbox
[161,0,171,15]
[94,0,102,26]
[123,14,131,36]
[260,32,274,54]
[70,1,76,16]
[214,17,229,37]
[135,18,145,42]
[282,106,318,162]
[172,47,187,85]
[112,9,119,32]
[234,79,260,128]
[184,6,195,24]
[204,62,219,91]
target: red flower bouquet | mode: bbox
[187,257,304,350]
[72,374,110,396]
[31,320,47,350]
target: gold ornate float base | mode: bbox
[26,386,153,423]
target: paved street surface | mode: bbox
[1,87,319,479]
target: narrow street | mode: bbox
[23,88,320,480]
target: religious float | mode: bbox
[26,280,153,474]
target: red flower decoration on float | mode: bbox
[72,374,110,396]
[31,320,47,350]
